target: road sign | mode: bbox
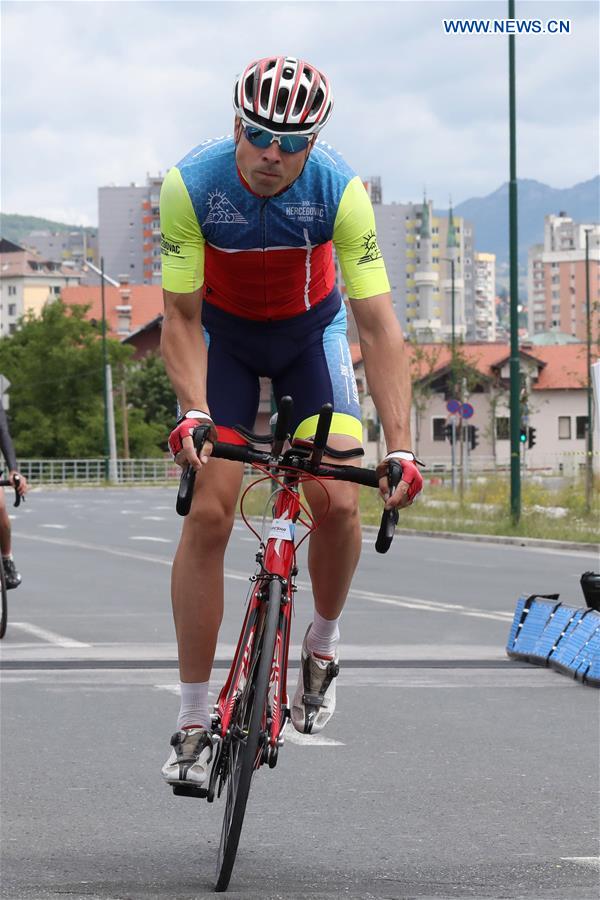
[461,402,474,419]
[447,399,461,414]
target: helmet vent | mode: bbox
[260,80,271,109]
[283,67,294,79]
[265,59,276,71]
[244,74,254,104]
[310,88,324,113]
[276,87,290,114]
[292,85,307,116]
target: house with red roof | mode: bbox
[61,282,163,339]
[352,341,598,473]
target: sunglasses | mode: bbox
[242,123,311,154]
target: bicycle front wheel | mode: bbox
[215,578,281,893]
[0,558,7,639]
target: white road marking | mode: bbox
[152,506,171,511]
[13,531,513,621]
[285,730,344,747]
[129,536,172,543]
[40,524,66,529]
[142,516,165,521]
[154,684,216,697]
[9,622,90,648]
[560,857,600,868]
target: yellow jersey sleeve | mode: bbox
[332,176,390,299]
[159,166,205,293]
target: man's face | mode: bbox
[234,118,313,197]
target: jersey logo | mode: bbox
[284,200,327,224]
[357,229,383,265]
[203,190,248,225]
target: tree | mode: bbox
[408,342,443,456]
[0,302,165,458]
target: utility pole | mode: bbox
[508,0,521,524]
[100,257,109,480]
[584,228,594,513]
[121,366,130,460]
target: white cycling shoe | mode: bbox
[291,627,339,734]
[161,727,214,786]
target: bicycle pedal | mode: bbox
[171,783,208,799]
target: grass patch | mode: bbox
[238,473,599,544]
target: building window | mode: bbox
[576,416,589,439]
[432,418,447,441]
[558,416,571,439]
[8,303,16,316]
[496,417,509,440]
[8,285,16,296]
[8,323,16,335]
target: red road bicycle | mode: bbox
[174,397,401,892]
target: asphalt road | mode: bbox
[1,487,599,900]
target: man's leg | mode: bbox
[162,457,244,787]
[291,434,362,733]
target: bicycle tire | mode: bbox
[215,578,281,892]
[0,557,7,639]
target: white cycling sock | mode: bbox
[177,680,210,730]
[306,610,341,658]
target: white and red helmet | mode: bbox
[233,56,333,134]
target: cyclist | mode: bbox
[0,406,27,588]
[159,56,423,789]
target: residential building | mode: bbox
[352,340,598,474]
[0,239,83,336]
[473,252,497,341]
[61,281,163,338]
[23,229,98,271]
[527,213,600,339]
[370,192,475,342]
[98,174,163,286]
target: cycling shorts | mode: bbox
[202,287,362,443]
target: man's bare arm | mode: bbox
[161,288,209,416]
[349,292,412,451]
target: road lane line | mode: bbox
[560,857,600,868]
[142,516,166,521]
[40,524,67,529]
[285,730,344,747]
[129,536,172,543]
[10,622,90,648]
[14,531,512,620]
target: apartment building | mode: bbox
[0,239,83,336]
[527,213,600,340]
[98,174,163,286]
[23,229,98,271]
[473,252,497,341]
[367,188,476,342]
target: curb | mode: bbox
[358,524,599,553]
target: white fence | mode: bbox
[16,459,180,484]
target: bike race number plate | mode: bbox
[268,518,295,542]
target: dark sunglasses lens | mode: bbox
[245,126,273,149]
[280,134,310,153]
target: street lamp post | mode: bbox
[442,255,458,492]
[86,259,119,482]
[508,0,521,524]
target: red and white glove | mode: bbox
[168,410,217,459]
[376,450,424,504]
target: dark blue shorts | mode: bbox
[202,288,362,441]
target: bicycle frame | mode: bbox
[214,473,301,757]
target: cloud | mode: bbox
[1,0,597,224]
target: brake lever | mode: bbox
[175,425,213,517]
[12,474,22,508]
[375,460,402,554]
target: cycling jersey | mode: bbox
[160,136,390,320]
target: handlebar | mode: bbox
[175,401,406,553]
[0,475,23,508]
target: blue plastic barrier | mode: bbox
[506,595,600,688]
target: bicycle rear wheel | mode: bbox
[0,558,7,639]
[215,578,281,892]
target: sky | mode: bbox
[1,0,598,226]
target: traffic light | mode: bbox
[519,427,528,444]
[444,423,455,444]
[468,425,479,451]
[527,426,537,449]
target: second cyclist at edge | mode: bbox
[160,55,424,790]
